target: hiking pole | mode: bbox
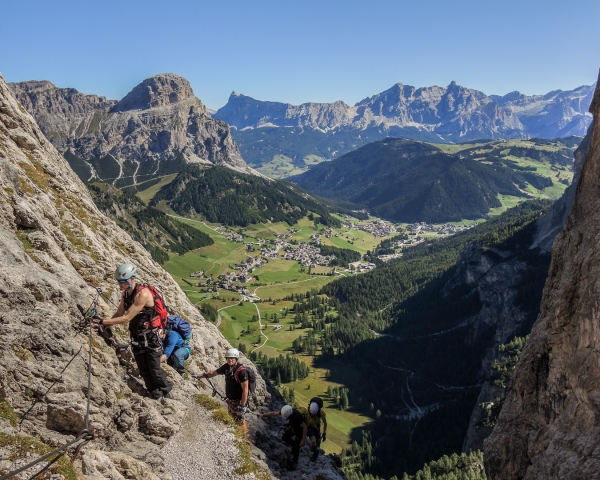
[191,374,227,401]
[190,375,261,416]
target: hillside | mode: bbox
[87,182,214,264]
[151,164,342,227]
[214,82,593,172]
[9,74,250,188]
[290,137,575,223]
[318,200,553,477]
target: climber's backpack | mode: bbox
[167,315,193,342]
[139,284,169,329]
[234,364,257,395]
[309,396,324,413]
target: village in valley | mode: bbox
[180,215,475,298]
[162,211,484,455]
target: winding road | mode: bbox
[166,214,222,233]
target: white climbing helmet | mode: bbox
[309,402,320,415]
[281,405,293,419]
[225,347,240,359]
[114,263,137,281]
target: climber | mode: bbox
[258,405,307,471]
[97,263,172,400]
[159,328,190,377]
[304,398,327,461]
[197,347,254,434]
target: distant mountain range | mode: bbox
[214,81,594,174]
[289,137,577,223]
[9,74,251,187]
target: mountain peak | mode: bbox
[112,73,195,112]
[9,80,57,94]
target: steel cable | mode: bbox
[0,302,97,480]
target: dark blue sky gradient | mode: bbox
[2,0,599,109]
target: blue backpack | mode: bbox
[167,315,193,342]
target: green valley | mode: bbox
[87,135,579,479]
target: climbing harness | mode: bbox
[0,289,99,480]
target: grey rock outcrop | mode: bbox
[216,92,356,131]
[111,74,195,112]
[9,74,251,186]
[483,76,600,479]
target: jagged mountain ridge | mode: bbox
[0,73,345,479]
[214,81,594,169]
[9,74,251,187]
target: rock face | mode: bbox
[448,229,551,454]
[9,74,250,187]
[483,77,600,479]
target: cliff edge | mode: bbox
[484,73,600,479]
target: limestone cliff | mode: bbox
[484,76,600,479]
[9,74,250,187]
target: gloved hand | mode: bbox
[321,433,326,442]
[237,405,247,414]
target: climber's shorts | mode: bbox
[227,399,245,425]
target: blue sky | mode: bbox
[2,0,599,110]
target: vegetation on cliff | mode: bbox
[88,182,213,264]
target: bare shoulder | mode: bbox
[136,286,154,306]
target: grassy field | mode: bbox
[136,173,178,205]
[255,154,329,179]
[256,155,307,178]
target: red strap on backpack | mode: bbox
[234,365,248,384]
[139,285,168,329]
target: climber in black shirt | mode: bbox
[259,404,307,470]
[199,347,250,434]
